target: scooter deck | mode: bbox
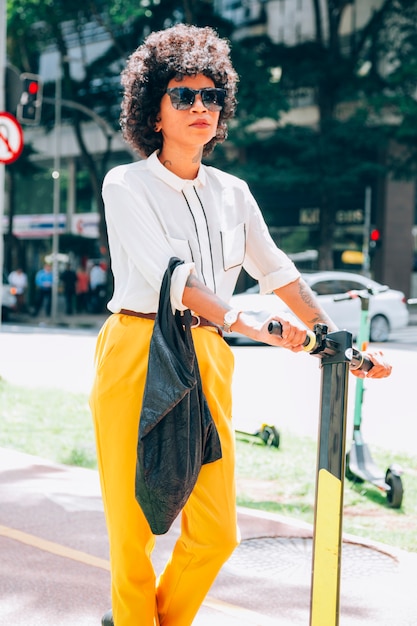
[347,441,388,490]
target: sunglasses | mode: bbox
[166,87,226,112]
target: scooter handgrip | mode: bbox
[268,320,283,337]
[349,349,374,372]
[361,357,374,372]
[268,321,316,352]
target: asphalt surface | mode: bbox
[1,447,417,626]
[1,310,417,626]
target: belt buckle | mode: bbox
[190,314,200,329]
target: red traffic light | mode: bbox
[17,73,43,125]
[28,81,39,95]
[369,228,382,254]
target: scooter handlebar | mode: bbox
[333,285,389,302]
[267,321,374,372]
[348,348,374,372]
[267,321,317,352]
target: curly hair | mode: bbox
[120,23,238,158]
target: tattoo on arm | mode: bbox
[186,273,198,288]
[186,273,211,295]
[184,273,227,323]
[298,281,334,327]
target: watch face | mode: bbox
[224,310,238,326]
[223,310,239,332]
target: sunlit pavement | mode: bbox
[1,447,417,626]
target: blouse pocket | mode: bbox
[221,222,246,271]
[167,236,194,264]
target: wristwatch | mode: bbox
[223,309,240,333]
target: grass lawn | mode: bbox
[0,380,97,468]
[235,434,417,552]
[1,379,416,552]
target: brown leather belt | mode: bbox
[119,309,223,336]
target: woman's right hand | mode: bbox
[235,311,308,352]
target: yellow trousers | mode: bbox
[90,313,239,626]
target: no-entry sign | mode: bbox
[0,112,24,164]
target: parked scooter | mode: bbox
[335,287,403,508]
[235,423,280,448]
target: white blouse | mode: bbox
[102,150,300,313]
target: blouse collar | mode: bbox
[146,150,207,191]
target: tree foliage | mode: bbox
[6,0,417,269]
[5,0,232,261]
[225,0,417,268]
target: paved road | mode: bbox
[0,321,416,454]
[232,337,417,455]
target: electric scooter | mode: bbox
[335,287,403,508]
[269,320,373,626]
[235,423,280,448]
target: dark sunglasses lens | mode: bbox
[168,87,226,111]
[201,89,225,110]
[169,88,195,110]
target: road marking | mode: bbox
[202,597,278,624]
[0,524,276,625]
[0,524,110,570]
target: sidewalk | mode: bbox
[1,449,416,626]
[4,310,109,332]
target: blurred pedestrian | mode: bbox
[76,265,90,313]
[89,262,107,313]
[60,263,77,315]
[8,267,28,312]
[34,263,53,316]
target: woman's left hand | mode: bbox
[350,349,392,379]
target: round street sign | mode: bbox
[0,112,24,164]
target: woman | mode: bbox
[90,23,391,626]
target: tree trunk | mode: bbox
[317,190,336,270]
[312,0,344,270]
[71,112,110,261]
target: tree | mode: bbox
[6,0,231,263]
[6,0,417,273]
[225,0,417,269]
[373,1,417,178]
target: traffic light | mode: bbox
[369,228,381,254]
[16,73,43,125]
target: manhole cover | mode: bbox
[224,537,397,579]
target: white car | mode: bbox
[227,271,409,344]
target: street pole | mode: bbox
[0,0,7,329]
[51,63,62,322]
